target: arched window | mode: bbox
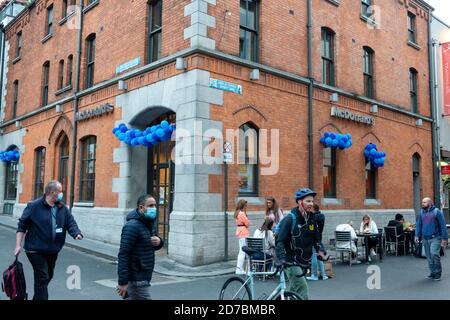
[58,59,65,90]
[238,123,259,196]
[34,147,46,199]
[67,55,73,87]
[79,136,96,202]
[59,136,70,203]
[42,61,50,107]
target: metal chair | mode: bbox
[245,237,273,277]
[334,231,355,266]
[384,226,406,256]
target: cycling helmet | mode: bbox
[294,188,317,201]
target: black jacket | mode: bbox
[387,220,404,240]
[17,197,82,254]
[314,211,325,239]
[275,207,323,268]
[117,209,163,285]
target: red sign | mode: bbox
[442,165,450,175]
[443,42,450,116]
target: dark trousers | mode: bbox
[26,252,58,300]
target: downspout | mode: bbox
[69,2,84,212]
[0,25,6,122]
[432,38,442,208]
[307,0,314,189]
[428,12,440,208]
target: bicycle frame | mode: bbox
[233,267,288,300]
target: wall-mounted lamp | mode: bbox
[250,68,260,80]
[415,119,423,126]
[176,57,187,71]
[0,129,4,135]
[15,120,21,129]
[329,93,338,102]
[56,104,63,113]
[370,104,378,113]
[118,80,128,91]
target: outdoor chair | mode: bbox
[384,226,406,256]
[244,237,274,278]
[334,231,355,266]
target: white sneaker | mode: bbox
[368,256,372,262]
[306,275,319,281]
[352,259,362,264]
[370,249,377,258]
[322,275,329,280]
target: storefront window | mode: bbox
[5,160,18,200]
[323,147,336,198]
[238,123,258,196]
[79,136,96,202]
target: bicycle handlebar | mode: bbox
[273,262,308,278]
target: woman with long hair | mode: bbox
[235,199,249,274]
[265,196,284,228]
[359,214,379,261]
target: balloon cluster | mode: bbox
[0,150,20,162]
[112,121,175,147]
[320,132,353,150]
[364,143,386,168]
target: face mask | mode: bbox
[144,207,157,220]
[57,192,64,202]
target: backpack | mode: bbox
[2,257,27,300]
[274,212,296,235]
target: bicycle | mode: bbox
[219,259,307,300]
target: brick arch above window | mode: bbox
[233,104,267,124]
[48,115,73,145]
[361,131,381,144]
[318,123,342,134]
[408,142,424,156]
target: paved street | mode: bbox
[1,226,449,300]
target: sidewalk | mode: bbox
[0,214,235,277]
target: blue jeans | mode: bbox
[126,280,152,300]
[310,247,325,277]
[423,237,442,277]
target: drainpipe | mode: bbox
[69,2,84,212]
[0,24,6,122]
[307,0,314,189]
[428,13,441,209]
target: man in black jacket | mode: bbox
[117,195,163,300]
[14,180,83,300]
[276,188,326,300]
[387,213,408,254]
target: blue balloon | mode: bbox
[336,134,342,140]
[320,137,325,144]
[338,140,345,149]
[161,120,170,129]
[145,128,152,135]
[138,137,145,145]
[330,133,336,139]
[324,132,330,138]
[332,139,339,147]
[364,149,370,157]
[112,128,118,134]
[119,124,128,133]
[370,149,376,156]
[163,126,172,134]
[131,138,137,145]
[325,137,332,146]
[151,126,157,133]
[342,135,349,143]
[347,140,352,148]
[145,134,153,143]
[156,128,165,138]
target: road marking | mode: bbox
[94,276,197,288]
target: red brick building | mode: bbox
[0,0,436,265]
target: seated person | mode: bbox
[360,215,379,261]
[251,218,275,271]
[387,213,407,255]
[336,221,360,264]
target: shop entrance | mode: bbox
[147,112,176,248]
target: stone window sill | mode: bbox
[55,85,72,96]
[326,0,340,6]
[74,202,94,207]
[365,199,381,206]
[12,56,21,64]
[236,196,265,205]
[407,40,421,51]
[83,0,99,14]
[58,11,76,26]
[360,14,378,28]
[321,198,342,206]
[41,33,53,44]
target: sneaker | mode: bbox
[306,275,319,281]
[426,274,435,280]
[352,259,362,264]
[368,256,372,262]
[434,276,441,281]
[370,249,377,258]
[322,275,329,280]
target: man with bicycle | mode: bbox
[275,188,327,300]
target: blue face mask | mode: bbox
[57,192,64,202]
[144,207,157,220]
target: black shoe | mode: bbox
[426,274,435,280]
[434,276,441,281]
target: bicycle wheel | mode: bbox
[219,277,253,300]
[276,291,302,300]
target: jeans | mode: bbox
[423,237,442,277]
[26,252,58,300]
[284,266,309,300]
[236,238,246,273]
[126,280,152,300]
[310,247,325,277]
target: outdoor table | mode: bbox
[403,229,416,255]
[356,232,383,263]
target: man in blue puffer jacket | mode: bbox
[415,197,448,281]
[116,195,163,300]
